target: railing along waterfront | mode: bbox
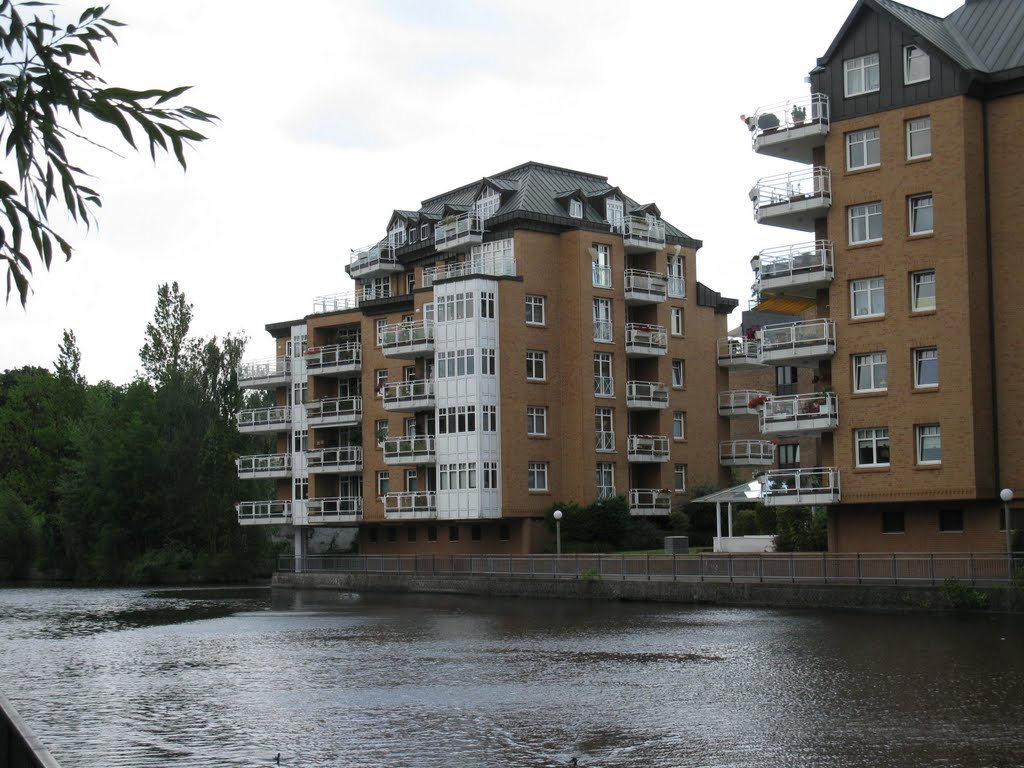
[278,552,1021,585]
[0,692,62,768]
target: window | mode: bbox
[481,405,497,432]
[606,197,624,231]
[593,298,613,342]
[476,190,500,221]
[471,524,482,542]
[368,527,378,544]
[436,292,475,322]
[526,350,547,381]
[853,352,887,392]
[293,429,308,453]
[667,253,685,298]
[671,307,684,336]
[437,349,476,378]
[595,408,614,452]
[526,295,545,325]
[909,194,933,235]
[375,419,389,445]
[386,527,398,543]
[375,368,388,394]
[375,318,387,346]
[376,470,390,496]
[481,348,496,375]
[844,53,879,97]
[939,508,963,533]
[916,424,941,464]
[674,464,687,493]
[528,462,548,491]
[437,406,477,434]
[778,444,800,469]
[596,463,615,499]
[846,127,880,170]
[594,352,613,397]
[405,468,418,493]
[671,359,685,389]
[483,462,498,489]
[499,524,510,541]
[911,270,936,312]
[293,476,308,500]
[480,291,495,319]
[904,44,930,84]
[426,525,437,542]
[420,223,430,241]
[569,199,583,218]
[856,427,890,467]
[849,202,882,244]
[406,271,415,294]
[882,509,905,534]
[914,347,938,388]
[407,527,417,543]
[527,406,547,436]
[907,117,931,159]
[776,366,798,396]
[449,525,460,542]
[851,277,885,318]
[592,243,611,288]
[673,411,686,440]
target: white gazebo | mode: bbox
[691,479,776,553]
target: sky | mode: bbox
[0,0,965,384]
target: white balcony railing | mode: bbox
[619,215,666,251]
[382,435,436,464]
[596,431,615,452]
[312,292,358,314]
[753,240,834,292]
[627,434,670,462]
[626,380,669,409]
[747,93,830,143]
[594,375,614,398]
[719,440,775,466]
[759,319,836,363]
[716,338,763,367]
[236,453,291,478]
[237,357,290,386]
[718,389,771,416]
[751,167,831,228]
[306,496,362,521]
[422,250,516,287]
[305,342,361,373]
[380,320,434,354]
[347,239,398,277]
[304,396,362,426]
[623,269,668,302]
[359,282,392,303]
[761,467,840,506]
[236,500,291,524]
[236,406,291,432]
[383,492,438,520]
[625,323,668,355]
[434,211,484,251]
[306,446,362,473]
[593,319,613,343]
[761,392,839,435]
[629,488,673,515]
[382,379,436,410]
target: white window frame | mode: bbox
[911,270,936,312]
[850,277,885,318]
[375,318,387,346]
[844,53,880,97]
[595,407,614,452]
[909,194,934,235]
[667,253,686,299]
[376,470,390,497]
[525,295,545,325]
[594,352,613,397]
[671,307,684,336]
[916,424,941,465]
[527,462,548,492]
[673,411,686,440]
[853,352,887,393]
[846,127,880,170]
[849,202,883,245]
[671,359,685,389]
[907,117,932,160]
[294,476,308,500]
[596,463,615,499]
[592,243,611,288]
[526,350,547,382]
[856,427,890,468]
[593,297,613,342]
[904,44,930,85]
[569,199,583,219]
[914,347,938,389]
[527,406,547,437]
[606,197,624,232]
[476,189,500,221]
[673,464,687,493]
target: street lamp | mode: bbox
[553,509,562,556]
[1000,488,1014,559]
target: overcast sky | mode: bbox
[1,0,963,384]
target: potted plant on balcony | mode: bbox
[757,112,780,133]
[791,105,807,125]
[747,394,769,409]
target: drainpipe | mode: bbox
[982,99,1001,491]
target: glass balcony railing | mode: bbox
[761,467,840,506]
[624,269,668,303]
[236,453,290,478]
[237,357,290,387]
[305,342,361,373]
[306,446,362,473]
[626,380,669,409]
[627,434,670,462]
[628,488,672,516]
[434,211,484,251]
[236,406,291,432]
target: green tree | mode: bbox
[1,2,216,305]
[774,507,828,552]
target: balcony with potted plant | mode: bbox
[744,93,829,163]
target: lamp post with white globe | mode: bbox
[553,509,562,556]
[1000,488,1014,562]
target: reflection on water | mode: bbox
[0,586,1022,768]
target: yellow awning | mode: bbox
[753,294,818,314]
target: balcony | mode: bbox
[625,380,669,410]
[383,435,436,465]
[719,440,775,467]
[627,434,670,463]
[304,396,362,428]
[382,379,436,411]
[312,292,358,314]
[761,467,840,506]
[716,338,764,369]
[760,392,839,437]
[422,249,516,287]
[629,489,673,517]
[595,430,616,452]
[619,215,666,253]
[623,269,668,304]
[751,167,831,231]
[237,406,291,434]
[236,500,291,525]
[434,211,483,253]
[380,320,434,358]
[236,453,291,480]
[237,357,290,389]
[759,318,836,366]
[358,281,392,304]
[625,323,667,357]
[305,496,362,524]
[346,239,400,279]
[748,93,830,163]
[384,492,438,520]
[305,342,361,376]
[753,240,834,296]
[718,390,771,417]
[306,446,362,474]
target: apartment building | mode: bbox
[727,0,1023,552]
[235,162,737,557]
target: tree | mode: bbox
[139,281,196,385]
[1,2,216,305]
[54,327,82,383]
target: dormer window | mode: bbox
[476,190,500,221]
[569,199,583,219]
[388,222,406,247]
[606,196,624,232]
[844,53,879,97]
[420,223,430,240]
[904,45,929,85]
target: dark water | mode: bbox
[1,587,1022,768]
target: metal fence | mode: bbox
[278,552,1021,586]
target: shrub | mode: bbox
[940,577,989,610]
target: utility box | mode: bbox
[664,536,689,555]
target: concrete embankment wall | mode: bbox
[274,572,1022,612]
[1,692,61,768]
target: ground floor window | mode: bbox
[939,509,963,532]
[882,509,904,533]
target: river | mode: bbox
[0,586,1022,768]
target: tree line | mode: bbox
[0,282,275,582]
